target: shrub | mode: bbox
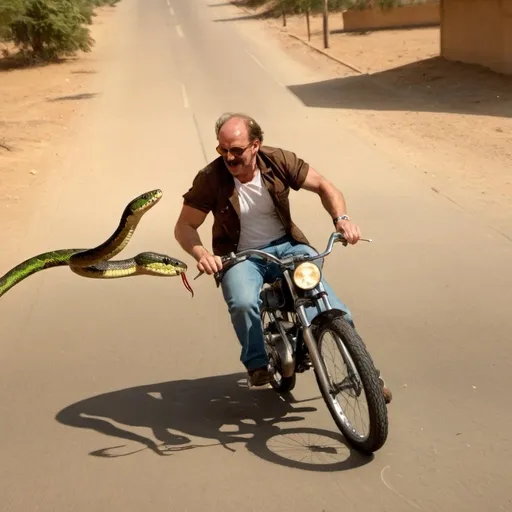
[0,0,25,40]
[1,0,121,63]
[8,0,95,60]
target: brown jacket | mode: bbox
[182,145,311,256]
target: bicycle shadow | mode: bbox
[55,372,373,472]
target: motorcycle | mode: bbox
[196,231,388,454]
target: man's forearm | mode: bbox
[174,223,210,262]
[318,181,348,220]
[317,180,361,243]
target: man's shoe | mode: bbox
[379,376,393,404]
[248,366,270,387]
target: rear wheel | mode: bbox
[261,308,296,393]
[312,315,388,454]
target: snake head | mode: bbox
[134,252,188,276]
[128,189,163,217]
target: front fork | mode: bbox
[279,272,332,390]
[283,272,355,394]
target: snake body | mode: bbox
[0,189,192,299]
[67,190,163,269]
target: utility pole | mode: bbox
[323,0,329,48]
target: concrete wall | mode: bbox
[342,3,440,32]
[441,0,512,75]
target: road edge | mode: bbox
[228,1,366,75]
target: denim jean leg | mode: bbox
[276,238,355,328]
[220,258,268,371]
[315,278,355,328]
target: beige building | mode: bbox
[441,0,512,75]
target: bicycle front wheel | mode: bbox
[313,315,388,454]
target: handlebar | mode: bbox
[193,232,372,281]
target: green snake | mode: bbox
[0,189,194,299]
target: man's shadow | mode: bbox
[55,372,373,472]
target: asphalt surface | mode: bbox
[1,0,511,510]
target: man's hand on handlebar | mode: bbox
[197,252,223,275]
[335,219,362,245]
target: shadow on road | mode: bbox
[213,13,268,22]
[47,92,99,102]
[71,70,98,75]
[55,372,373,472]
[287,57,512,119]
[209,0,282,21]
[208,0,272,9]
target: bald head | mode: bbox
[214,112,264,144]
[218,116,249,144]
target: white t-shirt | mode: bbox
[234,170,286,251]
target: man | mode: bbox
[174,112,392,403]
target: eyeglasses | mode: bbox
[216,142,253,158]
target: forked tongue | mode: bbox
[181,273,194,298]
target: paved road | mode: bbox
[1,0,511,511]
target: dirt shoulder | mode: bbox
[237,3,512,239]
[0,6,118,257]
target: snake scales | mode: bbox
[0,189,193,299]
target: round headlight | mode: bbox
[293,262,322,290]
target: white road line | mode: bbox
[166,0,170,6]
[181,84,189,108]
[246,50,284,87]
[176,24,184,37]
[246,50,265,70]
[169,7,175,15]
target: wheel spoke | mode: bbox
[318,329,371,439]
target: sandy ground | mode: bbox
[0,7,118,258]
[231,5,512,239]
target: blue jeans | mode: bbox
[220,235,354,371]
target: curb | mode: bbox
[286,33,366,75]
[228,1,366,76]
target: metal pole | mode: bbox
[306,8,311,41]
[323,0,329,48]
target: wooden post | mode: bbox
[439,0,445,57]
[323,0,329,48]
[306,7,311,41]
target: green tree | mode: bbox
[344,0,405,9]
[2,0,121,63]
[8,0,97,61]
[279,0,352,15]
[0,0,25,40]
